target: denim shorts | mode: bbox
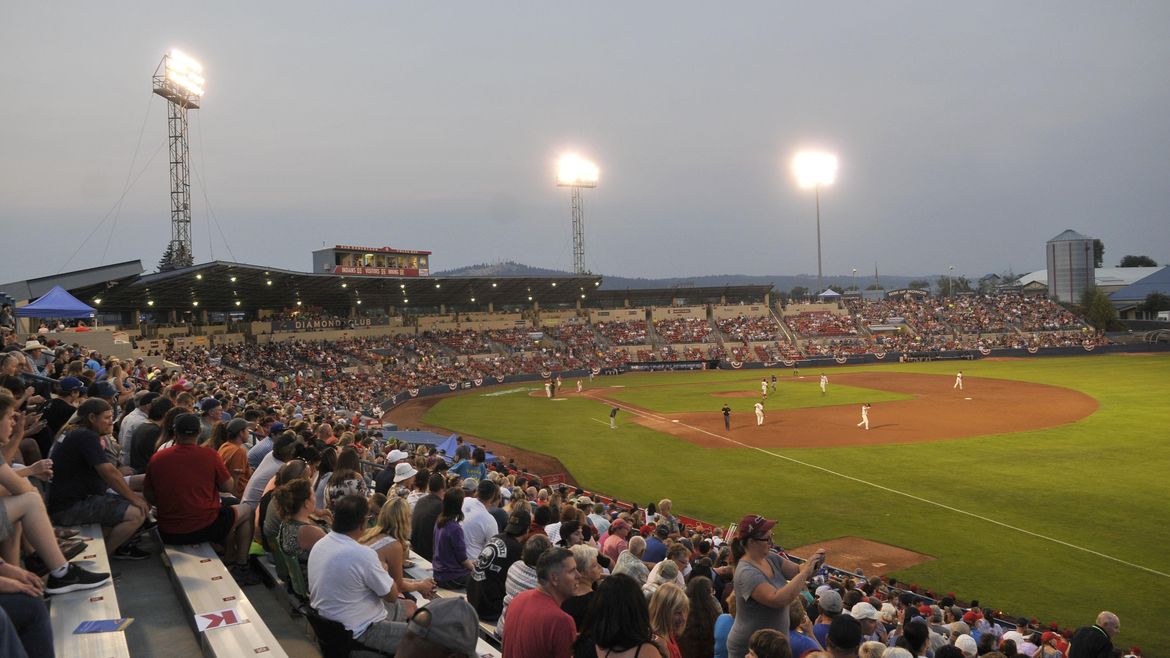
[50,493,131,528]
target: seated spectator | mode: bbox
[572,573,665,658]
[462,479,501,562]
[324,447,368,510]
[0,390,109,595]
[561,544,604,630]
[47,399,151,560]
[679,576,720,658]
[274,478,329,575]
[143,412,258,585]
[650,582,689,658]
[501,546,578,658]
[432,488,474,589]
[496,533,552,642]
[467,507,530,623]
[308,494,414,655]
[259,460,311,553]
[242,432,300,511]
[410,473,445,561]
[214,418,252,498]
[601,517,632,564]
[826,616,863,658]
[359,497,435,600]
[129,397,174,473]
[612,535,650,585]
[748,629,792,658]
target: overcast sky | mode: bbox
[2,2,1168,282]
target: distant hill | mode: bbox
[434,261,933,293]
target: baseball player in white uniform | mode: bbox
[954,371,963,390]
[857,403,870,430]
[576,380,583,393]
[761,378,768,398]
[754,401,765,426]
[820,373,828,395]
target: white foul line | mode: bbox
[594,396,1170,580]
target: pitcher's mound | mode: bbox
[785,536,933,577]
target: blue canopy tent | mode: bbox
[15,286,96,319]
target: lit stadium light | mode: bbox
[235,300,241,306]
[296,300,302,306]
[356,299,362,305]
[93,298,102,305]
[230,276,237,282]
[556,154,600,188]
[792,151,837,189]
[193,301,199,307]
[792,149,839,293]
[164,49,205,97]
[195,273,202,280]
[341,282,347,288]
[266,280,273,286]
[147,300,154,306]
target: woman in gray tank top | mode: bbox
[725,514,825,658]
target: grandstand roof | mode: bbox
[1108,266,1170,303]
[63,260,603,312]
[584,284,773,308]
[0,260,144,303]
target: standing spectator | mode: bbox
[467,507,530,623]
[411,473,445,561]
[650,582,690,658]
[502,547,579,658]
[679,576,721,658]
[47,399,151,559]
[433,489,475,589]
[450,447,488,482]
[725,515,824,658]
[143,413,257,585]
[307,495,413,655]
[1068,612,1119,658]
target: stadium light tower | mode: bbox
[792,150,838,293]
[556,154,599,275]
[152,49,205,271]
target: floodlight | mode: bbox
[556,154,599,188]
[792,151,838,189]
[164,49,205,97]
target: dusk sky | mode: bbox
[2,3,1168,282]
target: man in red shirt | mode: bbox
[143,413,258,585]
[501,547,578,658]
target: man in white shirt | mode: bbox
[308,494,414,654]
[460,479,500,561]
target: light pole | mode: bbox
[556,154,600,275]
[948,265,954,298]
[852,268,857,292]
[793,151,838,293]
[153,49,205,271]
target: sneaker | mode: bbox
[112,544,151,561]
[44,564,111,595]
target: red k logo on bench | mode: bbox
[195,608,246,631]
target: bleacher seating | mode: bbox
[160,542,289,657]
[50,524,131,658]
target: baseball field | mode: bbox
[412,353,1170,653]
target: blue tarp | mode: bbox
[15,286,95,319]
[435,434,498,463]
[382,430,452,447]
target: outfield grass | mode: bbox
[423,354,1170,653]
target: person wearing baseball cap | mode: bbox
[851,601,887,643]
[600,517,632,565]
[143,412,259,585]
[31,376,86,456]
[725,514,826,658]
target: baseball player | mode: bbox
[721,403,732,430]
[544,381,552,398]
[609,406,619,429]
[754,400,765,426]
[761,378,768,398]
[770,373,777,392]
[857,403,871,430]
[820,373,828,395]
[576,380,583,393]
[954,370,963,390]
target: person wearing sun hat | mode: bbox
[725,514,826,658]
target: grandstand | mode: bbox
[1,255,1152,658]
